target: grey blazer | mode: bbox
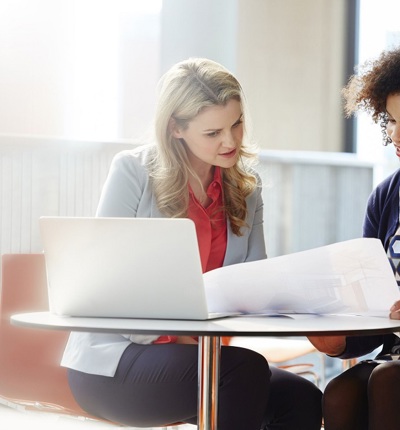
[61,146,267,376]
[97,148,267,265]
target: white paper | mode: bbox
[203,238,400,317]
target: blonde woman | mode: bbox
[62,58,322,430]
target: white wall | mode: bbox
[236,0,347,152]
[160,0,348,152]
[0,0,348,152]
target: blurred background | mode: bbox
[1,0,400,256]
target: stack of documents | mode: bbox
[204,238,400,317]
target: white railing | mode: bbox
[0,135,374,258]
[0,135,133,254]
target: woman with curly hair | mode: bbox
[61,58,323,430]
[309,47,400,430]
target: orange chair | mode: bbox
[0,254,183,429]
[0,253,94,417]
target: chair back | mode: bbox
[0,253,183,428]
[0,254,85,413]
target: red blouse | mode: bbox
[153,167,227,344]
[188,166,227,273]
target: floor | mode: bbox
[0,401,195,430]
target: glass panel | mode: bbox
[0,0,162,140]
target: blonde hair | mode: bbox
[147,58,259,236]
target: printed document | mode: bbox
[203,238,400,317]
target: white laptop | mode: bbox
[39,216,233,320]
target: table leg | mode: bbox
[197,335,221,430]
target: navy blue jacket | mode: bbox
[338,168,400,359]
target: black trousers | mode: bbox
[323,359,400,430]
[68,343,322,430]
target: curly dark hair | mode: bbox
[342,47,400,145]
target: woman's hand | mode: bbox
[176,336,199,345]
[307,335,346,356]
[390,300,400,319]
